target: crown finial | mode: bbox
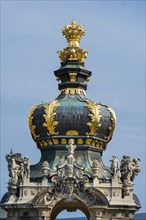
[62,20,85,48]
[57,20,89,63]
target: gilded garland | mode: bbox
[43,100,60,135]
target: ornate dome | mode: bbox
[28,20,116,151]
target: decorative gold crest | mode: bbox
[85,99,101,136]
[43,100,60,135]
[28,105,40,140]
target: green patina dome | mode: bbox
[28,21,116,151]
[28,61,116,151]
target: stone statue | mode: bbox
[41,161,50,176]
[6,151,31,187]
[66,153,75,178]
[19,162,24,181]
[131,157,141,181]
[23,156,30,178]
[65,181,75,202]
[38,191,53,206]
[110,155,120,179]
[57,139,77,178]
[120,155,141,196]
[64,140,75,178]
[66,140,76,178]
[5,154,13,178]
[11,157,20,184]
[120,155,141,182]
[66,139,76,155]
[6,152,20,185]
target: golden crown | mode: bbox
[57,20,89,63]
[62,20,85,48]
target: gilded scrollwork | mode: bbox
[85,99,101,136]
[43,100,60,135]
[28,105,40,139]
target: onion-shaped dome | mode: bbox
[28,20,116,151]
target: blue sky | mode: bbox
[1,0,145,217]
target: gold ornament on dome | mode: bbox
[66,130,79,136]
[60,88,86,95]
[61,139,67,144]
[62,19,85,47]
[104,106,116,142]
[69,72,77,82]
[53,139,59,144]
[85,99,102,136]
[57,48,89,63]
[77,139,83,144]
[56,76,61,82]
[57,20,89,63]
[43,100,60,135]
[28,105,40,140]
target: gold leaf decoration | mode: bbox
[43,100,60,135]
[85,99,101,136]
[28,105,40,140]
[104,107,116,142]
[69,73,77,82]
[60,88,86,95]
[66,130,79,136]
[57,48,89,63]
